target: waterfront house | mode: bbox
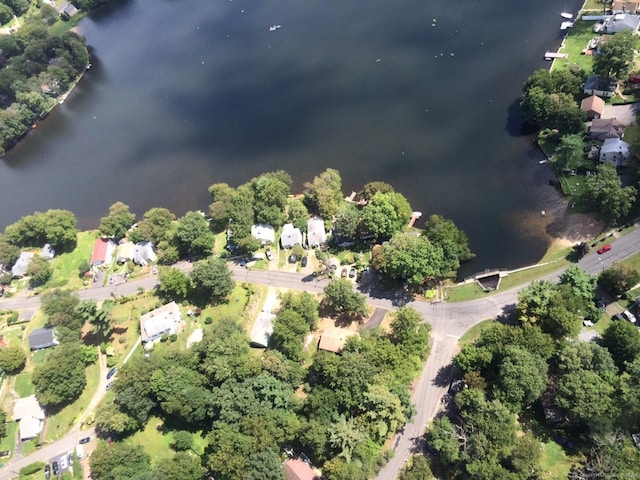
[90,238,116,267]
[280,223,303,249]
[588,118,625,140]
[140,301,182,345]
[11,252,34,278]
[580,95,605,120]
[602,13,640,33]
[58,2,79,18]
[28,327,58,350]
[13,395,45,441]
[599,138,631,166]
[306,216,326,248]
[251,224,275,245]
[133,241,156,266]
[583,75,617,98]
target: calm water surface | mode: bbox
[0,0,583,276]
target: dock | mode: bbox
[544,52,568,60]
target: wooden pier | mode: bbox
[544,52,568,60]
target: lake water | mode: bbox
[0,0,583,276]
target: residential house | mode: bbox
[116,241,134,264]
[251,224,275,245]
[612,0,640,14]
[28,327,58,350]
[58,2,79,18]
[90,238,116,267]
[133,241,156,266]
[280,223,303,249]
[140,301,182,344]
[602,13,640,33]
[41,244,55,260]
[580,95,605,120]
[588,118,625,140]
[11,252,34,278]
[599,137,631,166]
[318,327,359,354]
[13,395,45,441]
[249,310,276,348]
[306,217,326,248]
[284,458,320,480]
[582,75,617,98]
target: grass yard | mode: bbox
[539,439,582,479]
[44,361,101,442]
[554,18,598,73]
[128,416,174,467]
[499,260,568,291]
[14,373,35,398]
[445,282,491,302]
[458,319,494,346]
[0,422,17,457]
[30,349,46,364]
[47,231,98,290]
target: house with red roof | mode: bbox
[284,458,320,480]
[91,238,116,266]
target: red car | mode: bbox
[597,244,612,254]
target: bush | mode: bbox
[106,355,119,368]
[171,430,193,451]
[20,461,45,476]
[7,311,19,325]
[169,334,177,342]
[160,333,169,342]
[204,317,213,325]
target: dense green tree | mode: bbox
[155,239,179,265]
[539,288,582,339]
[593,30,636,79]
[41,289,83,332]
[271,309,309,360]
[99,201,136,239]
[425,416,461,465]
[374,232,445,284]
[619,357,640,431]
[0,5,13,26]
[26,254,52,287]
[286,197,309,231]
[0,344,26,374]
[555,106,587,136]
[154,452,203,480]
[333,202,360,240]
[76,299,113,343]
[89,441,151,480]
[516,280,555,325]
[556,369,616,429]
[360,192,411,240]
[189,257,233,305]
[557,342,618,385]
[555,134,586,170]
[204,424,254,480]
[559,264,596,301]
[359,383,406,442]
[136,207,175,244]
[279,291,319,329]
[360,181,395,201]
[94,402,138,435]
[150,366,212,423]
[570,433,640,479]
[493,345,547,411]
[597,263,640,297]
[245,450,286,480]
[112,356,157,427]
[33,342,86,406]
[583,163,637,226]
[5,209,77,252]
[328,415,367,463]
[170,430,193,451]
[389,307,430,360]
[0,239,19,268]
[303,168,343,218]
[174,211,215,258]
[322,279,368,319]
[158,267,190,302]
[399,455,433,480]
[601,320,640,371]
[423,214,474,276]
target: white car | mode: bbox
[60,455,67,470]
[623,310,637,323]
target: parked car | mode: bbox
[288,254,297,263]
[595,297,606,311]
[265,249,274,261]
[79,437,91,445]
[239,258,247,267]
[341,268,348,278]
[60,455,67,470]
[597,244,612,254]
[349,268,356,278]
[583,319,594,327]
[52,461,59,477]
[68,453,73,466]
[106,367,117,380]
[106,382,113,391]
[623,310,637,323]
[613,312,625,321]
[301,256,308,267]
[44,465,51,480]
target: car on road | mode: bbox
[60,455,67,470]
[301,256,308,267]
[106,367,117,380]
[52,461,59,477]
[79,437,90,445]
[265,249,274,261]
[597,244,612,254]
[239,258,247,267]
[106,382,113,391]
[44,464,51,480]
[68,453,73,466]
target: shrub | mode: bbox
[7,311,19,325]
[20,462,45,476]
[171,430,193,451]
[160,333,169,342]
[204,317,213,325]
[169,334,177,342]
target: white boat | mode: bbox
[269,24,282,31]
[561,21,574,30]
[561,12,573,19]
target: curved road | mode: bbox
[0,228,638,480]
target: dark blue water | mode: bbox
[0,0,583,276]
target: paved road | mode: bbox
[0,227,638,480]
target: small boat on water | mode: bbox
[561,21,574,30]
[269,24,282,31]
[561,12,573,19]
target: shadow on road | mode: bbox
[356,273,413,307]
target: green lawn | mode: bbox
[47,231,98,290]
[128,416,174,467]
[0,422,17,457]
[30,349,46,364]
[554,17,598,73]
[14,373,35,398]
[539,439,582,479]
[459,319,494,346]
[445,282,491,302]
[44,361,101,442]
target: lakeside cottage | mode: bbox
[587,118,625,140]
[251,224,275,245]
[306,216,326,248]
[599,138,631,166]
[91,238,116,267]
[582,75,617,98]
[580,95,605,120]
[280,223,303,249]
[601,13,640,33]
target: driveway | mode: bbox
[602,102,639,125]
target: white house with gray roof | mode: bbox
[600,138,631,166]
[13,395,45,441]
[280,223,303,249]
[307,216,326,248]
[140,301,182,345]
